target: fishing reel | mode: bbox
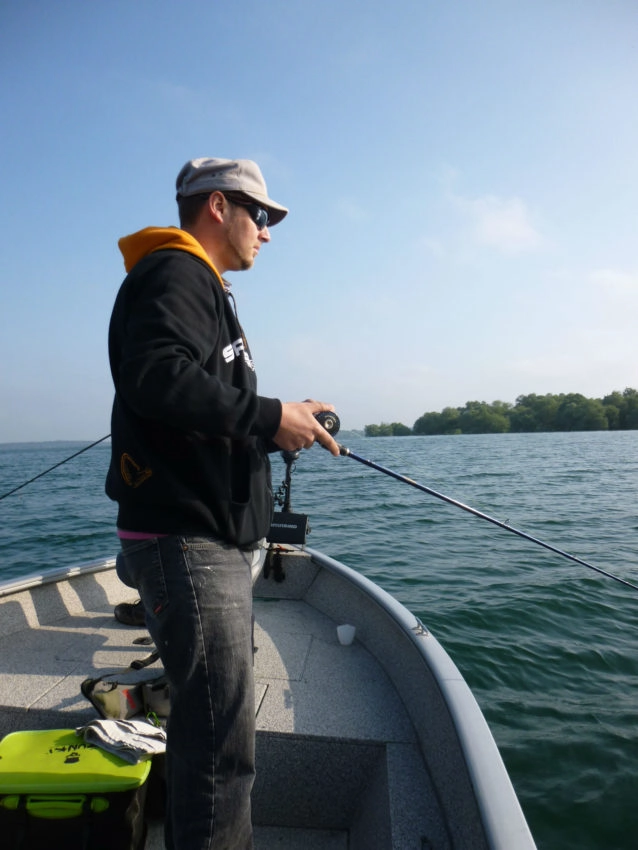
[314,411,340,437]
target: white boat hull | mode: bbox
[0,547,536,849]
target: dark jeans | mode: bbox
[116,535,258,850]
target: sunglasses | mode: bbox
[226,196,270,231]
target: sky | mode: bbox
[1,0,637,441]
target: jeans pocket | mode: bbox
[115,550,136,588]
[118,538,169,618]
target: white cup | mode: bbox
[337,624,356,645]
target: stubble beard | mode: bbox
[226,224,255,272]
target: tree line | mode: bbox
[364,389,638,436]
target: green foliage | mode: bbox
[458,401,511,434]
[509,393,561,432]
[602,388,638,429]
[364,422,411,437]
[366,388,638,436]
[413,407,460,435]
[389,422,412,436]
[554,393,608,431]
[413,400,511,435]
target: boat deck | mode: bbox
[0,554,448,849]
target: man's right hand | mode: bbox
[273,400,340,456]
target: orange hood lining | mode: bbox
[118,227,224,287]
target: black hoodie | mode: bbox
[105,227,282,546]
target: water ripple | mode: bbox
[2,433,638,849]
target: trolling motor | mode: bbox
[267,411,341,545]
[265,450,305,582]
[265,413,341,581]
[268,449,308,545]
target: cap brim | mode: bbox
[239,192,288,226]
[264,206,288,227]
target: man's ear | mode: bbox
[207,191,227,224]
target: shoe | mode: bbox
[114,599,146,627]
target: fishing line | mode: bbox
[6,416,634,593]
[1,411,336,502]
[0,411,337,503]
[315,412,638,593]
[0,435,111,501]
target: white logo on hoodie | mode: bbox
[223,338,255,371]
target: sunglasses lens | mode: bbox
[253,206,269,230]
[227,196,269,230]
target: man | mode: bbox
[105,157,339,849]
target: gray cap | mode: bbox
[175,157,288,226]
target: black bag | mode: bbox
[1,787,148,850]
[81,651,170,725]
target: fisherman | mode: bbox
[105,157,339,849]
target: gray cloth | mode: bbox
[77,718,166,764]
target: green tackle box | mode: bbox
[0,729,151,850]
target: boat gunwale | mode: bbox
[0,557,117,598]
[0,549,536,849]
[305,546,536,850]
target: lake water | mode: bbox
[1,431,637,850]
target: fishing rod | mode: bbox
[0,435,111,501]
[0,411,334,502]
[315,413,638,593]
[5,417,636,592]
